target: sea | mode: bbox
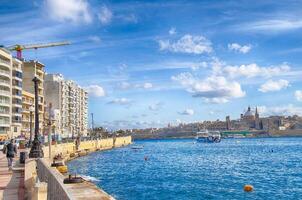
[67,137,302,200]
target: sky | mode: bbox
[1,0,302,129]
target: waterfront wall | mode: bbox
[42,136,132,159]
[25,136,132,200]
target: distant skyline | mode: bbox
[1,0,302,129]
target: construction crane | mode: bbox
[7,41,71,59]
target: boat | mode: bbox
[195,130,221,143]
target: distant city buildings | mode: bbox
[0,48,88,141]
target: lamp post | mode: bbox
[28,105,34,147]
[29,76,44,158]
[48,103,55,159]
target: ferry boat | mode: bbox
[195,130,221,143]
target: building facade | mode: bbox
[22,60,45,135]
[44,74,88,138]
[21,90,34,138]
[0,48,23,140]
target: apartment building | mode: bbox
[21,90,34,138]
[0,48,23,140]
[22,60,45,135]
[44,74,88,138]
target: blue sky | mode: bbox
[1,0,302,129]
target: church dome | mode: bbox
[244,110,254,117]
[243,106,254,117]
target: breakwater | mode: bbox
[24,136,132,200]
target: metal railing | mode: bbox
[36,159,74,200]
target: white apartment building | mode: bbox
[0,48,22,140]
[44,74,88,138]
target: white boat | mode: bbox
[196,130,221,143]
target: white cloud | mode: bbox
[258,79,289,93]
[84,85,105,97]
[88,36,101,43]
[98,6,113,25]
[295,90,302,101]
[117,82,153,90]
[46,0,92,24]
[108,98,132,105]
[178,109,194,115]
[149,102,163,111]
[159,34,212,54]
[228,43,252,54]
[218,63,290,79]
[258,104,302,116]
[172,73,245,103]
[169,27,176,35]
[119,14,138,23]
[240,19,302,32]
[143,83,153,89]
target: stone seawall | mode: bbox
[42,136,132,159]
[25,136,132,200]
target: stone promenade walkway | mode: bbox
[0,152,24,200]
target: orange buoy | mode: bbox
[244,185,254,192]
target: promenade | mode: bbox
[0,152,24,200]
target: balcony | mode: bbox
[0,90,10,97]
[0,57,11,67]
[0,69,10,78]
[0,79,10,87]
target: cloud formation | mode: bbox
[217,63,290,79]
[258,79,289,93]
[239,19,302,32]
[258,104,302,116]
[228,43,252,54]
[169,27,176,35]
[117,82,153,90]
[295,90,302,101]
[84,85,105,97]
[46,0,92,24]
[149,102,164,111]
[172,73,245,103]
[159,34,212,54]
[178,109,194,115]
[98,5,113,25]
[108,98,132,105]
[88,35,101,43]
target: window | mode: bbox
[14,127,17,132]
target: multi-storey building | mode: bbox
[22,60,45,135]
[21,90,34,138]
[0,48,23,139]
[0,48,12,140]
[11,58,23,137]
[44,74,88,138]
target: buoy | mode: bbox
[57,165,68,174]
[244,184,254,192]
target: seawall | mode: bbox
[25,136,132,200]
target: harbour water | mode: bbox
[68,138,302,199]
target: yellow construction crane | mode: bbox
[7,41,71,59]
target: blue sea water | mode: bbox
[67,138,302,200]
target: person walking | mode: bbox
[3,139,17,171]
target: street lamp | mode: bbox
[29,76,44,158]
[28,104,34,147]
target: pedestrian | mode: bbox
[2,139,17,171]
